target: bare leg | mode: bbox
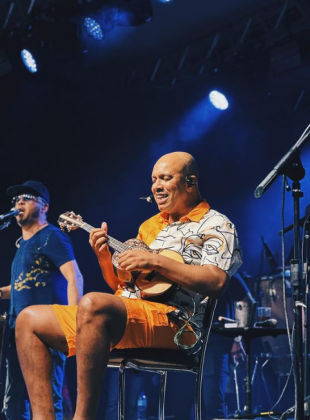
[15,306,69,420]
[73,292,127,420]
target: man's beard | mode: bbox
[17,208,41,226]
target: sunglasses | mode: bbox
[12,194,46,205]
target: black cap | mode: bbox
[6,180,50,204]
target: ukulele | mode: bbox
[58,211,183,299]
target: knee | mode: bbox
[15,306,38,340]
[77,292,111,321]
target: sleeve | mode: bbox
[45,230,76,268]
[200,215,243,277]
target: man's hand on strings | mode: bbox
[89,222,110,261]
[118,250,156,271]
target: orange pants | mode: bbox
[51,295,195,357]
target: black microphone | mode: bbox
[0,208,20,221]
[255,318,278,328]
[139,195,154,203]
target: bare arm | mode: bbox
[117,250,229,298]
[89,223,119,292]
[59,260,84,305]
[0,285,11,299]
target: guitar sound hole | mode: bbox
[145,271,157,282]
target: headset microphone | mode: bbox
[139,195,154,203]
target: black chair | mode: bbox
[108,297,217,420]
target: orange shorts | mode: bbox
[51,295,195,357]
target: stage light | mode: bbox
[157,0,173,3]
[209,90,229,110]
[20,49,38,73]
[83,17,104,41]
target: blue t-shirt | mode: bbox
[9,224,75,328]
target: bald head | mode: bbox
[151,152,202,221]
[154,152,199,178]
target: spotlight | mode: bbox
[20,49,38,73]
[158,0,173,3]
[83,17,104,40]
[209,90,229,110]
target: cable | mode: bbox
[173,295,202,353]
[266,327,295,420]
[265,176,295,419]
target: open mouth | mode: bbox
[155,194,169,204]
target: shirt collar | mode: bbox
[159,200,210,224]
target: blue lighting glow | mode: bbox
[84,17,104,41]
[158,0,173,2]
[209,90,229,110]
[21,49,37,73]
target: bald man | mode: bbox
[15,152,243,420]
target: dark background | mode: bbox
[0,0,310,417]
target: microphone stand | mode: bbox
[0,220,11,231]
[304,218,310,398]
[254,126,310,420]
[291,174,305,420]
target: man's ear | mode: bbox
[41,203,49,214]
[185,175,197,187]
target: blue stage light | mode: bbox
[84,17,104,41]
[209,90,229,110]
[158,0,173,2]
[21,49,37,73]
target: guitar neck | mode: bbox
[79,222,130,254]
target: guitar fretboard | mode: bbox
[80,222,130,254]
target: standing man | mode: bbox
[15,152,242,420]
[0,180,83,420]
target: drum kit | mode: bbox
[248,266,294,376]
[245,224,309,381]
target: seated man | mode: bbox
[15,151,243,420]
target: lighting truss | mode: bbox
[122,0,310,90]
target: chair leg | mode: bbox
[195,370,202,420]
[118,362,125,420]
[158,371,167,420]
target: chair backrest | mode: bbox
[196,297,218,372]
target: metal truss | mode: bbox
[124,0,310,90]
[0,0,56,34]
